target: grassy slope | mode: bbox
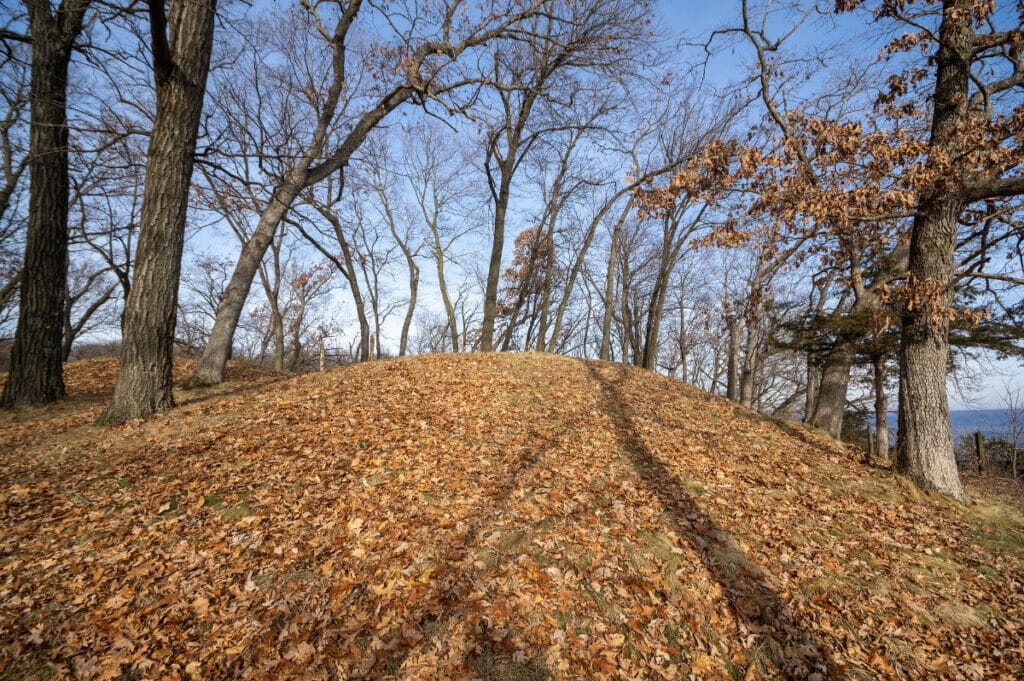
[0,353,1021,680]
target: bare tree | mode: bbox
[477,0,651,351]
[100,0,218,423]
[191,0,554,385]
[2,0,93,406]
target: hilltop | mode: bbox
[1,353,1022,680]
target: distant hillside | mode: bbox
[1,353,1022,680]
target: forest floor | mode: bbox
[1,353,1022,681]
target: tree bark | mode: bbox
[803,356,821,424]
[873,353,889,462]
[100,0,217,424]
[549,195,632,353]
[810,334,858,439]
[895,0,970,502]
[432,238,459,352]
[726,318,740,402]
[896,199,963,500]
[739,318,760,408]
[2,1,90,407]
[481,162,514,351]
[599,217,622,361]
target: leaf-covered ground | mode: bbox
[1,353,1022,680]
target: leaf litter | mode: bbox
[0,353,1021,680]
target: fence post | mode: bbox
[975,431,985,474]
[319,337,326,372]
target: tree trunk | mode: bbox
[271,308,285,372]
[726,319,740,401]
[399,262,418,357]
[641,259,672,371]
[549,195,632,353]
[190,182,301,384]
[873,354,888,462]
[480,165,513,352]
[2,2,90,407]
[535,219,557,352]
[100,0,217,424]
[811,334,858,439]
[433,242,459,352]
[896,200,963,499]
[803,355,821,424]
[599,218,621,361]
[739,317,760,408]
[895,0,969,502]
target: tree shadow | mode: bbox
[745,411,846,457]
[306,424,565,679]
[586,362,842,679]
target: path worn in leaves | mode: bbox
[1,354,1022,680]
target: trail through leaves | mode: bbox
[1,354,1022,679]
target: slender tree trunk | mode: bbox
[873,354,889,463]
[803,355,821,424]
[481,166,513,352]
[191,182,301,384]
[271,310,285,372]
[62,294,73,363]
[739,318,760,408]
[550,196,631,353]
[2,2,90,407]
[433,244,459,352]
[726,318,740,401]
[896,0,969,502]
[677,302,688,383]
[641,262,671,371]
[389,232,418,357]
[599,220,621,361]
[100,0,217,424]
[399,263,418,357]
[535,219,557,352]
[811,334,858,439]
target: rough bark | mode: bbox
[810,334,858,439]
[99,0,217,424]
[481,161,514,351]
[599,216,622,361]
[2,0,90,407]
[726,319,740,402]
[895,0,970,502]
[190,180,305,384]
[896,198,964,500]
[873,353,889,462]
[803,357,820,424]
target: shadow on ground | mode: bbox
[587,362,842,679]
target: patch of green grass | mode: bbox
[662,623,689,663]
[202,494,225,508]
[221,501,254,522]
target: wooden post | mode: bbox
[369,334,376,361]
[319,337,326,372]
[975,431,985,474]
